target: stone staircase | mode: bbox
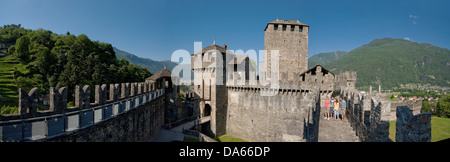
[318,116,360,142]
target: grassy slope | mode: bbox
[0,54,23,114]
[389,116,450,142]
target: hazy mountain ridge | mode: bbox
[113,47,178,74]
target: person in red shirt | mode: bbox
[323,97,330,120]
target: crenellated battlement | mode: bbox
[0,81,165,142]
[389,101,423,121]
[50,87,68,113]
[340,86,431,142]
[0,82,159,121]
[18,88,40,118]
[335,71,357,89]
[339,87,391,142]
[225,65,340,93]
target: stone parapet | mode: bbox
[395,106,431,142]
[341,87,431,142]
[0,82,157,121]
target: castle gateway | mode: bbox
[190,19,356,141]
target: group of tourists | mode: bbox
[322,96,346,121]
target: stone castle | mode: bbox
[189,18,356,141]
[0,19,431,142]
[187,18,431,142]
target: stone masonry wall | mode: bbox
[226,87,320,142]
[1,81,163,142]
[341,87,432,142]
[395,106,431,142]
[340,87,391,142]
[1,82,157,121]
[390,101,422,121]
[46,96,165,142]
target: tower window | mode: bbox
[274,24,278,30]
[299,26,303,32]
[291,26,295,31]
[282,25,287,31]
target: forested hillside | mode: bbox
[321,38,450,90]
[0,24,151,113]
[308,51,349,68]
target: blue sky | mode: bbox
[1,0,449,61]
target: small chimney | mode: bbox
[223,43,227,49]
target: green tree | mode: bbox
[422,101,431,113]
[14,36,30,62]
[436,95,450,118]
[0,24,29,45]
[6,25,152,106]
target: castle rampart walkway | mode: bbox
[0,89,164,142]
[318,117,359,142]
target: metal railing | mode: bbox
[0,89,164,142]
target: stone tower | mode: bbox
[263,18,309,81]
[191,44,233,137]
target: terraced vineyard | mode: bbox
[0,54,21,114]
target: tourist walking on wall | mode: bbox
[330,97,335,118]
[323,97,330,120]
[334,98,340,120]
[340,97,346,122]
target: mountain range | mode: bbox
[309,38,450,90]
[113,47,178,74]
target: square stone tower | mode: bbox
[190,44,235,137]
[263,18,309,81]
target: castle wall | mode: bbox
[165,85,181,124]
[334,71,357,90]
[47,96,165,142]
[390,101,422,121]
[225,87,320,142]
[1,82,165,142]
[395,106,431,142]
[339,88,391,142]
[212,85,227,137]
[340,87,431,142]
